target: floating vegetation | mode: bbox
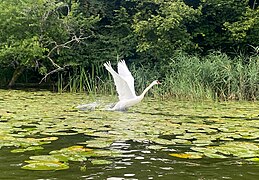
[22,161,69,171]
[1,90,259,171]
[21,145,120,170]
[169,152,203,159]
[91,159,113,165]
[11,146,44,153]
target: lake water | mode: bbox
[1,89,259,180]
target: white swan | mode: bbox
[104,60,160,111]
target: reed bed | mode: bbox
[57,63,115,96]
[153,52,259,100]
[54,52,259,101]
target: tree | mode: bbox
[132,0,201,62]
[0,0,99,87]
[192,0,258,54]
[73,0,137,65]
[224,3,259,52]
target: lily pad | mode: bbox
[29,155,61,162]
[91,159,113,165]
[151,138,176,145]
[22,162,69,171]
[84,138,113,148]
[11,146,44,153]
[147,145,167,150]
[204,153,227,159]
[169,152,203,159]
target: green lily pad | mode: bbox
[49,146,93,162]
[11,146,44,153]
[22,162,69,171]
[247,158,259,162]
[151,138,176,145]
[204,153,227,159]
[147,145,167,150]
[84,138,113,148]
[91,159,113,165]
[29,155,61,162]
[210,142,259,158]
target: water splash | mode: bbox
[76,102,99,111]
[76,101,115,111]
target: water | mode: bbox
[1,89,259,179]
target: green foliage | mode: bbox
[0,0,99,85]
[133,0,201,60]
[76,1,137,64]
[192,0,258,53]
[0,0,46,67]
[224,7,259,47]
[0,37,46,67]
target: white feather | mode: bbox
[104,61,136,100]
[104,60,160,111]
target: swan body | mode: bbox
[104,60,160,111]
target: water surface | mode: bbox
[1,90,259,179]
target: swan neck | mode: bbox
[140,82,156,97]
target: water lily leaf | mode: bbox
[169,153,203,159]
[209,142,259,158]
[192,139,212,145]
[93,150,121,157]
[204,153,227,159]
[49,146,93,162]
[91,159,113,165]
[171,139,192,144]
[29,155,61,162]
[50,154,69,162]
[175,133,195,140]
[151,138,176,145]
[84,138,113,148]
[39,137,58,141]
[147,145,167,150]
[247,158,259,162]
[21,162,69,171]
[11,146,44,153]
[50,146,93,154]
[190,147,216,154]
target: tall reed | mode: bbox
[56,52,258,101]
[57,64,115,95]
[131,51,259,100]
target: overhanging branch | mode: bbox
[39,35,91,83]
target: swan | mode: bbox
[104,60,160,111]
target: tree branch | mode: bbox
[39,67,64,84]
[39,35,91,83]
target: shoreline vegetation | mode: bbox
[1,51,258,101]
[0,0,258,101]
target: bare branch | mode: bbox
[39,67,64,84]
[39,35,92,83]
[46,35,90,65]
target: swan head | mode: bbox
[152,80,161,85]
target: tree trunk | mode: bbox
[8,66,25,87]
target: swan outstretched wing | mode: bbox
[104,61,136,101]
[117,60,136,96]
